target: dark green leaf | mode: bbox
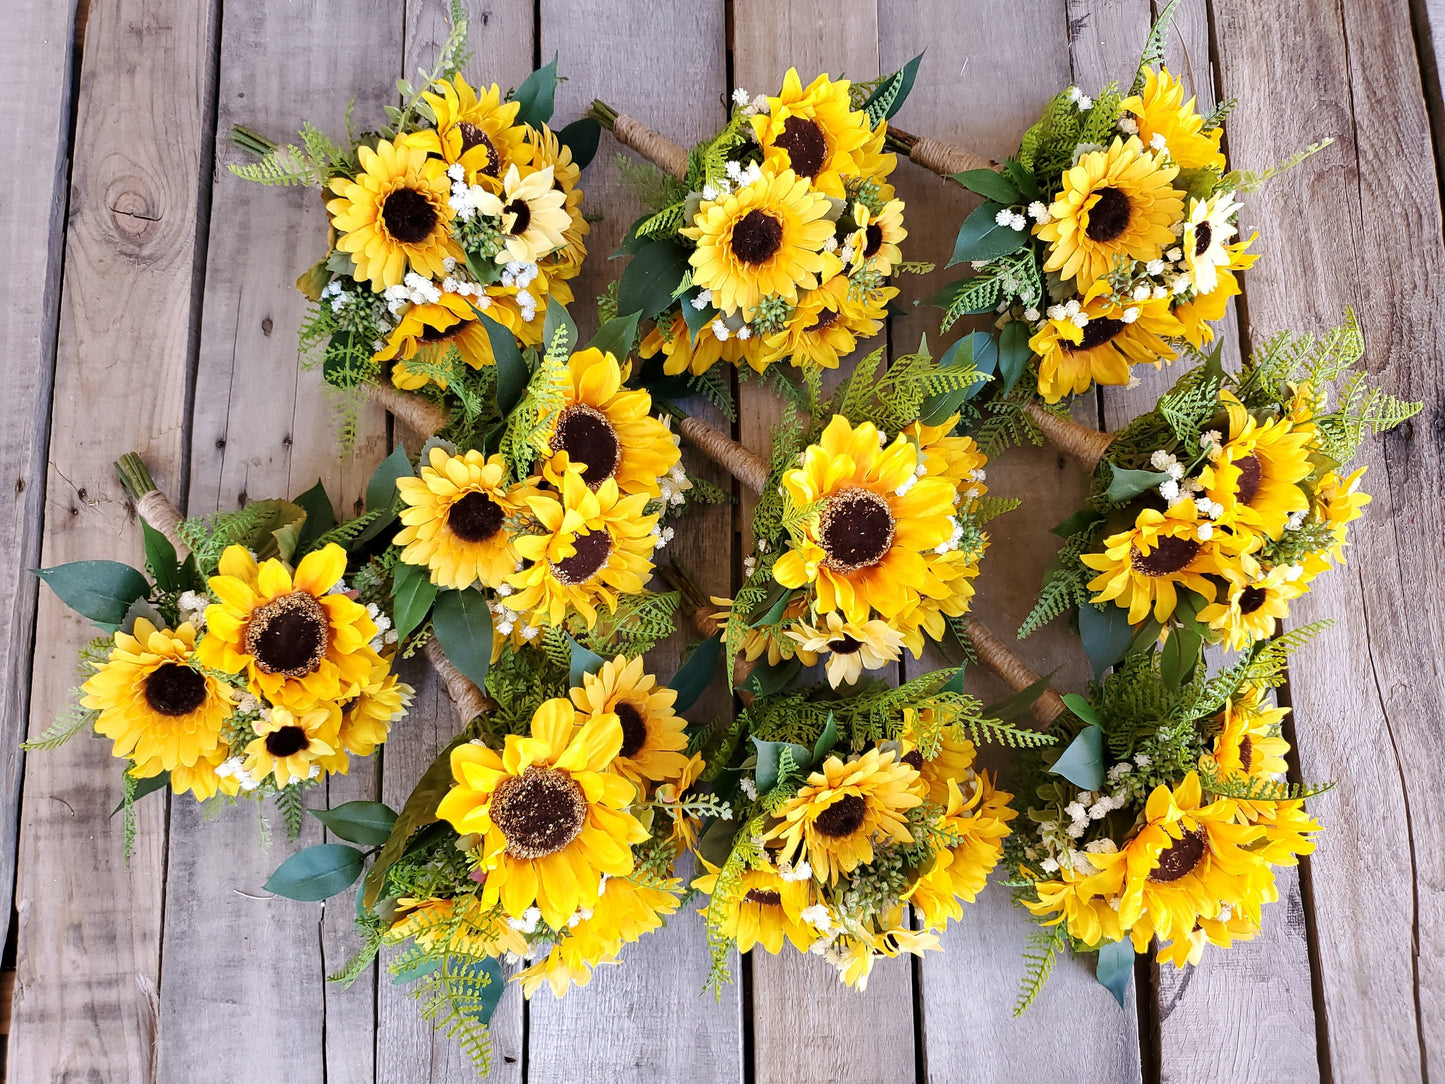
[952,168,1019,204]
[363,737,466,908]
[947,201,1026,265]
[510,54,558,127]
[811,714,840,764]
[1105,465,1170,504]
[1095,939,1135,1007]
[752,738,811,794]
[611,220,648,258]
[924,275,1002,318]
[111,770,170,817]
[293,479,337,552]
[431,588,494,690]
[310,801,398,847]
[1050,725,1104,790]
[587,310,642,361]
[862,52,922,121]
[997,319,1031,396]
[568,635,605,688]
[746,580,792,628]
[618,240,690,321]
[1003,157,1042,201]
[1061,693,1100,726]
[921,332,992,424]
[1079,602,1133,680]
[140,520,182,593]
[668,633,721,714]
[1051,508,1103,538]
[450,955,506,1027]
[264,843,365,902]
[543,297,577,357]
[1173,590,1209,637]
[392,560,438,642]
[744,657,802,697]
[680,294,718,339]
[366,444,414,516]
[981,670,1058,721]
[35,561,151,630]
[558,117,601,170]
[1160,627,1203,691]
[479,312,528,415]
[697,814,739,868]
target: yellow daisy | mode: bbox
[412,76,533,183]
[1201,687,1292,783]
[786,611,906,687]
[475,164,572,265]
[710,595,820,668]
[336,656,413,759]
[1199,393,1314,539]
[570,655,689,788]
[1029,290,1181,403]
[1174,266,1239,349]
[902,416,989,496]
[1023,860,1127,949]
[751,69,873,198]
[694,862,818,954]
[895,547,984,659]
[1119,67,1226,172]
[1081,500,1234,624]
[525,123,590,272]
[244,703,342,787]
[1199,564,1304,651]
[1301,467,1370,578]
[639,310,752,376]
[899,720,978,807]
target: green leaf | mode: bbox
[568,635,606,688]
[1095,939,1135,1007]
[618,240,690,321]
[811,714,840,765]
[363,737,466,908]
[35,561,151,630]
[558,117,601,170]
[1003,157,1042,201]
[947,201,1026,265]
[293,479,337,552]
[981,670,1057,721]
[680,293,718,340]
[997,319,1032,396]
[1061,693,1100,726]
[746,581,792,628]
[1160,627,1204,691]
[752,738,811,793]
[697,814,739,869]
[1105,465,1170,504]
[744,657,802,697]
[587,310,642,361]
[668,633,721,714]
[952,168,1019,205]
[921,332,992,424]
[140,520,182,593]
[391,954,441,986]
[543,297,577,357]
[479,312,527,415]
[264,843,366,902]
[110,770,170,817]
[1051,508,1103,538]
[511,54,559,127]
[366,444,414,516]
[1050,725,1104,790]
[310,801,398,847]
[924,274,1001,321]
[432,588,494,690]
[392,560,438,642]
[1079,602,1133,680]
[862,52,922,122]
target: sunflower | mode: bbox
[758,274,860,371]
[570,655,688,788]
[1199,393,1314,539]
[336,656,414,759]
[526,124,590,272]
[82,618,234,775]
[1180,192,1241,296]
[436,698,647,929]
[474,164,571,265]
[682,165,839,317]
[394,447,529,590]
[639,311,752,376]
[412,76,533,183]
[693,863,817,954]
[1081,500,1236,624]
[894,548,983,659]
[133,746,239,802]
[1173,267,1239,349]
[543,348,680,497]
[327,134,461,291]
[243,703,342,787]
[786,611,906,687]
[903,416,989,496]
[507,468,658,629]
[836,907,940,990]
[906,774,1016,930]
[1023,859,1127,948]
[852,122,899,192]
[1199,564,1303,651]
[709,595,820,668]
[1155,906,1260,968]
[772,416,956,623]
[1029,290,1181,403]
[1201,687,1291,783]
[767,748,922,883]
[1119,67,1226,172]
[387,894,527,959]
[198,544,379,711]
[376,292,502,390]
[899,719,979,806]
[1301,467,1371,578]
[845,197,907,276]
[751,69,873,198]
[1035,136,1184,288]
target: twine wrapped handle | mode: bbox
[589,100,690,181]
[424,638,496,728]
[366,384,450,444]
[677,416,771,496]
[885,125,995,176]
[1024,402,1115,473]
[115,453,185,548]
[964,616,1066,726]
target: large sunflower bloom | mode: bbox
[570,655,688,788]
[751,69,873,198]
[682,165,839,317]
[1119,67,1226,172]
[1030,290,1181,403]
[327,134,461,291]
[766,748,922,883]
[411,76,533,183]
[693,862,817,954]
[772,416,956,623]
[1034,136,1184,287]
[1200,392,1314,540]
[1081,500,1234,624]
[82,619,233,774]
[436,698,647,929]
[395,447,530,590]
[198,544,379,711]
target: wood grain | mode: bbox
[9,0,219,1080]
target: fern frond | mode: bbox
[1198,764,1334,802]
[1014,925,1065,1015]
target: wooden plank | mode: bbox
[8,0,219,1079]
[1214,0,1445,1078]
[0,0,79,957]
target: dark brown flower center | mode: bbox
[552,405,621,487]
[553,530,612,585]
[1130,536,1201,577]
[831,635,864,655]
[490,765,588,860]
[1068,317,1126,352]
[775,115,829,178]
[1193,221,1213,256]
[864,222,883,258]
[1237,735,1254,770]
[503,197,532,235]
[244,592,329,677]
[614,701,649,760]
[1149,827,1208,883]
[1237,586,1268,615]
[457,122,501,177]
[1085,186,1132,243]
[807,308,839,333]
[264,725,311,758]
[143,663,207,717]
[743,887,783,906]
[729,209,784,265]
[381,187,439,244]
[900,750,924,772]
[448,490,506,544]
[1233,453,1262,506]
[820,488,896,572]
[813,792,867,839]
[418,318,463,344]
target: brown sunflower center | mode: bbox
[831,635,864,655]
[503,197,532,235]
[1085,187,1132,243]
[807,308,839,333]
[244,592,329,678]
[813,793,867,839]
[143,663,207,717]
[1068,317,1126,352]
[417,319,462,344]
[614,701,649,760]
[490,765,588,860]
[1130,536,1201,577]
[819,488,896,572]
[457,122,501,177]
[1237,736,1254,770]
[1149,827,1208,883]
[900,750,924,772]
[1233,453,1262,506]
[448,490,506,543]
[730,210,784,265]
[864,222,883,258]
[743,887,783,906]
[1193,221,1213,256]
[381,187,439,245]
[1237,586,1268,615]
[552,404,621,486]
[775,115,829,178]
[264,725,311,758]
[553,530,612,585]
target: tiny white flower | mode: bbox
[1166,247,1183,263]
[801,904,833,930]
[995,208,1013,227]
[1070,311,1090,329]
[1132,284,1151,302]
[1023,307,1041,322]
[1150,132,1167,151]
[1121,307,1140,324]
[1146,259,1166,276]
[1118,116,1139,135]
[691,289,713,310]
[1197,522,1214,541]
[739,778,758,799]
[732,87,750,106]
[1028,200,1049,223]
[1009,212,1027,231]
[710,318,731,342]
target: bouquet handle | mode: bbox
[115,454,186,550]
[366,384,450,444]
[885,125,994,176]
[424,638,494,728]
[1023,402,1114,472]
[589,101,690,181]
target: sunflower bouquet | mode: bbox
[268,639,725,1076]
[588,60,924,383]
[231,2,595,432]
[28,454,413,848]
[889,0,1326,424]
[1020,311,1420,678]
[1010,628,1330,1008]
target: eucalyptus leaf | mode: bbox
[618,240,690,320]
[1095,939,1135,1007]
[1079,601,1133,680]
[947,201,1026,265]
[952,168,1019,204]
[568,635,605,688]
[120,597,165,637]
[1050,724,1104,790]
[391,559,438,642]
[35,560,151,631]
[431,588,494,690]
[264,843,366,902]
[680,294,718,339]
[480,312,527,415]
[510,55,558,127]
[587,310,642,361]
[752,737,811,794]
[668,633,722,714]
[310,801,398,847]
[1105,465,1170,504]
[557,117,601,170]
